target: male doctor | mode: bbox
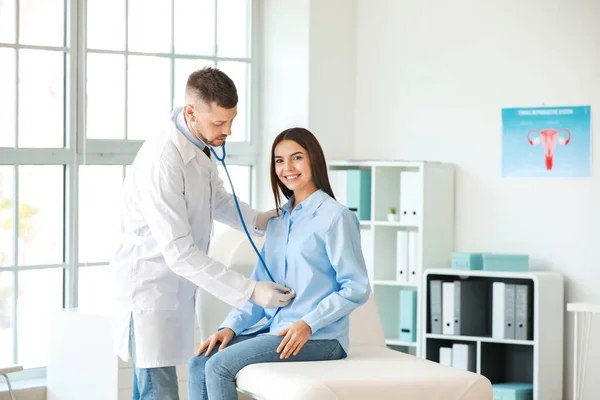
[111,67,293,399]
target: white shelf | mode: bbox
[328,159,424,168]
[372,280,419,288]
[425,267,556,280]
[422,269,564,400]
[371,221,418,228]
[425,333,534,346]
[386,339,418,347]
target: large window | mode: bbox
[0,0,258,374]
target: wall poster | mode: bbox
[501,105,592,177]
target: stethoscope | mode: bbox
[209,142,295,310]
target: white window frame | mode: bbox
[78,0,261,162]
[0,0,260,380]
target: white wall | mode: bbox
[256,0,356,210]
[256,0,311,209]
[308,0,356,161]
[354,1,600,399]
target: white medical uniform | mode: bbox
[112,108,264,368]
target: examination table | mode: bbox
[197,228,493,400]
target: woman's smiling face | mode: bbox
[273,139,314,193]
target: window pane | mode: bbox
[79,166,123,263]
[18,166,64,266]
[19,0,64,47]
[217,61,248,142]
[86,53,125,139]
[87,0,125,51]
[18,50,64,148]
[0,167,14,267]
[127,56,171,140]
[216,0,250,58]
[78,265,114,313]
[128,0,171,53]
[174,0,214,56]
[173,58,214,108]
[0,0,15,44]
[17,268,63,368]
[0,48,15,147]
[0,272,13,366]
[214,165,251,237]
[216,165,251,202]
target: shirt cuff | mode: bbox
[301,311,325,334]
[218,318,246,336]
[251,213,266,236]
[252,213,265,236]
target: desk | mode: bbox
[566,302,600,400]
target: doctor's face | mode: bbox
[274,140,315,194]
[185,102,237,147]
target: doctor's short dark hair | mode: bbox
[185,67,238,109]
[270,127,336,210]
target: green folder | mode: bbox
[346,170,371,220]
[399,289,417,342]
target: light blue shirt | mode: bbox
[219,189,371,356]
[173,107,208,152]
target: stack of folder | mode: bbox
[429,279,488,336]
[328,169,371,220]
[399,171,421,226]
[438,343,476,372]
[492,282,532,340]
[396,231,418,283]
[429,279,532,340]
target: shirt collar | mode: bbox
[281,189,329,215]
[175,108,208,151]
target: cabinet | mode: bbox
[422,268,564,400]
[46,310,195,400]
[328,160,454,357]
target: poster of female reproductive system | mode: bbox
[501,105,591,177]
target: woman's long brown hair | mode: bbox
[270,127,336,210]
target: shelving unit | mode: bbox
[422,268,564,400]
[327,160,455,357]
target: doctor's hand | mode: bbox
[195,328,235,357]
[276,320,312,359]
[250,281,294,308]
[255,208,279,231]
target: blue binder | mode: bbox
[399,290,417,342]
[346,170,371,220]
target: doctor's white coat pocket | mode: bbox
[133,260,180,311]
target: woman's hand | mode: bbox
[195,328,235,357]
[276,320,312,359]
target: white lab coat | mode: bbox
[111,108,264,368]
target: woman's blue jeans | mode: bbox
[187,330,344,400]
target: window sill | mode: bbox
[0,377,45,393]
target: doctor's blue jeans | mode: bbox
[129,317,180,400]
[187,330,344,400]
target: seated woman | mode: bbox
[188,127,371,400]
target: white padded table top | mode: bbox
[235,346,492,400]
